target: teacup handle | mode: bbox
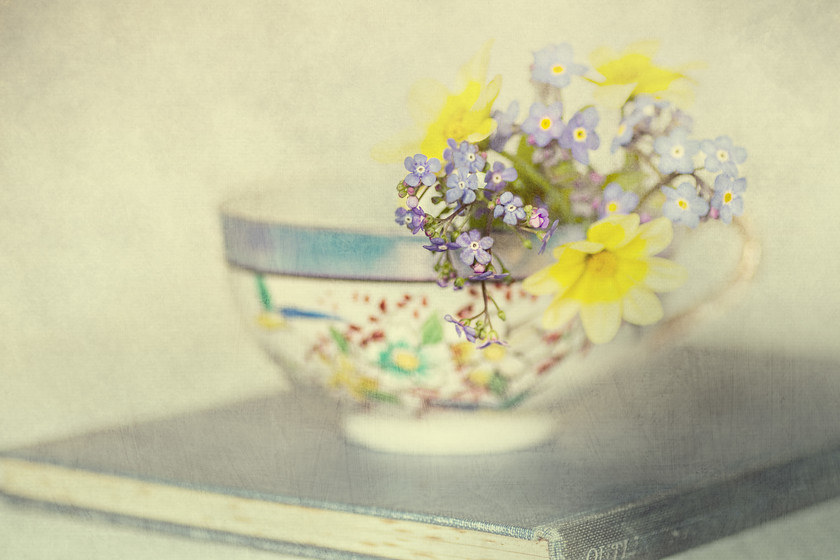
[646,216,762,349]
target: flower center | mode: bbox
[539,117,553,130]
[671,145,684,158]
[677,199,688,210]
[458,180,466,190]
[574,127,587,141]
[415,165,426,174]
[507,204,518,213]
[587,251,619,278]
[551,64,565,75]
[467,153,476,162]
[492,173,502,183]
[716,149,729,162]
[617,123,626,136]
[403,215,413,225]
[469,241,480,251]
[606,201,619,213]
[723,192,733,204]
[392,349,420,372]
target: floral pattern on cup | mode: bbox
[251,272,586,412]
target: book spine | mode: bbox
[539,445,840,560]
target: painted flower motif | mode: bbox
[711,175,746,224]
[328,356,380,402]
[531,43,587,88]
[443,139,486,174]
[599,182,639,217]
[484,161,518,192]
[493,191,526,225]
[559,107,600,165]
[654,127,699,174]
[403,154,441,187]
[701,136,747,177]
[661,182,709,228]
[394,206,426,234]
[456,229,494,266]
[522,213,687,344]
[371,41,501,162]
[489,101,519,152]
[445,170,479,205]
[378,341,431,376]
[520,102,564,148]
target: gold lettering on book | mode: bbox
[584,536,640,560]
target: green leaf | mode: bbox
[500,390,529,410]
[363,390,401,404]
[420,314,443,346]
[329,327,349,355]
[604,170,646,192]
[255,274,272,311]
[488,373,508,396]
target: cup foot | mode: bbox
[341,409,557,455]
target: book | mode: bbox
[2,346,840,560]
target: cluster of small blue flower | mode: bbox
[392,42,748,345]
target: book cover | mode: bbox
[2,346,840,560]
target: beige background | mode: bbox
[2,1,840,558]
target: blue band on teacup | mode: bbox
[221,214,437,281]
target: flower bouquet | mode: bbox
[221,40,756,454]
[380,40,749,347]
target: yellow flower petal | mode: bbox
[566,240,605,254]
[420,79,499,160]
[642,257,688,292]
[588,40,698,106]
[616,216,673,258]
[373,41,501,163]
[580,301,622,344]
[526,213,683,345]
[639,217,674,255]
[542,297,580,330]
[522,249,587,296]
[458,40,494,85]
[587,213,640,250]
[370,127,425,163]
[621,286,664,325]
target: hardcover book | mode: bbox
[2,346,840,560]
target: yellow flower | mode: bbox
[327,356,379,401]
[522,214,687,344]
[372,41,502,162]
[588,40,701,107]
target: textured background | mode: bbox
[2,1,840,558]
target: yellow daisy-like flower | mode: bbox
[372,41,502,162]
[522,214,687,344]
[588,40,701,107]
[327,356,379,401]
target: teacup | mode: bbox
[220,191,759,454]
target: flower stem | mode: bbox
[501,150,573,223]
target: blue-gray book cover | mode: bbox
[2,346,840,560]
